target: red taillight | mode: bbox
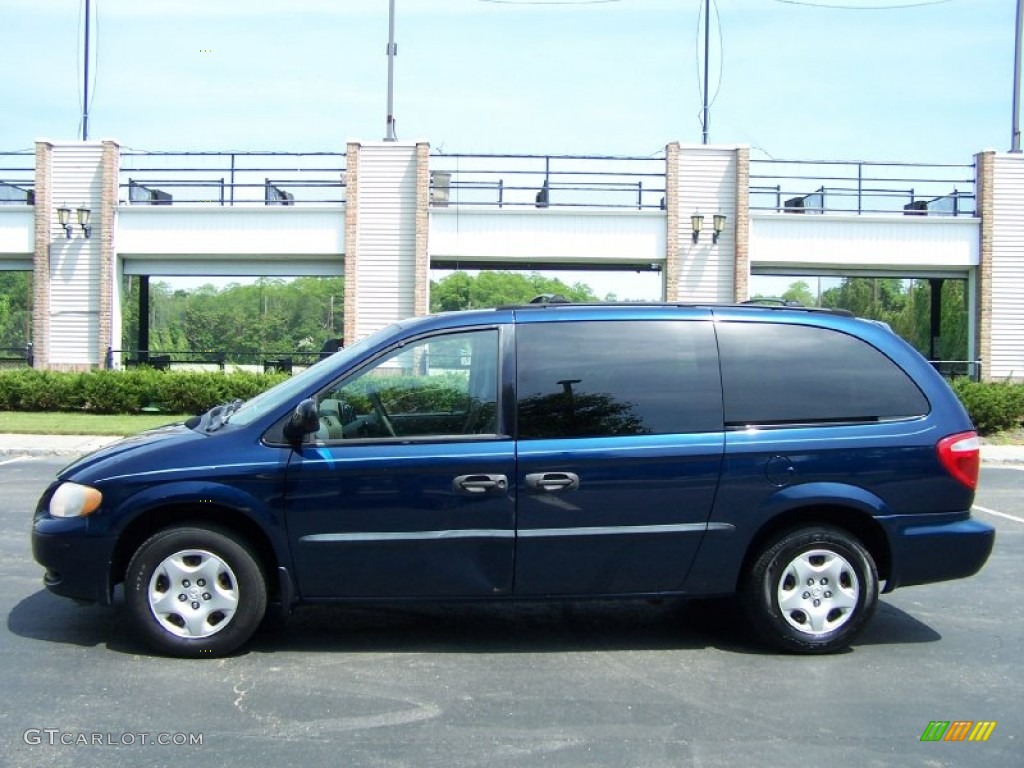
[936,431,981,490]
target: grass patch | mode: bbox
[0,411,191,436]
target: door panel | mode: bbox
[284,327,514,598]
[511,318,725,596]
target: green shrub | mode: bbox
[0,369,288,415]
[950,379,1024,435]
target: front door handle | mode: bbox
[525,472,580,493]
[453,474,508,494]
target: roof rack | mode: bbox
[496,300,855,317]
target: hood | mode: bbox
[59,422,207,481]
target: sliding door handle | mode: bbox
[525,472,580,493]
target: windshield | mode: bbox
[223,329,391,428]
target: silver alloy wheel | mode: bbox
[147,548,239,638]
[776,548,860,635]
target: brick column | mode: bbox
[343,142,360,347]
[31,142,53,369]
[664,142,680,302]
[96,141,119,366]
[733,146,750,302]
[414,142,430,316]
[975,150,994,381]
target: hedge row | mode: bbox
[1,369,1023,435]
[0,368,289,415]
[949,379,1024,435]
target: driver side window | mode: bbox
[315,329,499,441]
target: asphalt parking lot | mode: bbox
[2,456,1021,768]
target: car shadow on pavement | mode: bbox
[7,591,940,658]
[6,589,148,655]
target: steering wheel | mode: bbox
[366,387,397,437]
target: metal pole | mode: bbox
[700,0,708,144]
[82,0,90,141]
[1013,0,1023,152]
[385,0,397,141]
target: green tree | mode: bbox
[0,271,32,350]
[430,271,597,312]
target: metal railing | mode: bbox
[118,150,347,206]
[750,158,976,216]
[0,343,33,368]
[0,151,35,204]
[106,348,324,373]
[930,360,983,381]
[2,148,983,217]
[428,153,668,211]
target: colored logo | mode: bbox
[920,721,996,742]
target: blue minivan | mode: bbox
[32,303,995,657]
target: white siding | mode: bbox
[429,208,665,266]
[354,144,417,340]
[49,143,103,365]
[750,213,979,271]
[991,154,1024,379]
[677,146,737,302]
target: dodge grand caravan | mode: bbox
[32,303,995,657]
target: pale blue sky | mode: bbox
[0,0,1015,299]
[0,0,1015,160]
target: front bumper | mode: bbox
[880,512,995,592]
[32,514,116,605]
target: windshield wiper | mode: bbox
[199,399,245,434]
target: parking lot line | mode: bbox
[0,457,36,468]
[974,505,1024,525]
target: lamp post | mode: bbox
[82,0,90,141]
[385,0,397,141]
[1013,0,1023,152]
[702,0,710,145]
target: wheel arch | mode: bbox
[739,504,892,591]
[110,504,283,603]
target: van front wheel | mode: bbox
[742,526,878,654]
[125,526,267,658]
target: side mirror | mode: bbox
[283,398,320,442]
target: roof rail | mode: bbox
[495,300,855,317]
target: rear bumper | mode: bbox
[879,512,995,592]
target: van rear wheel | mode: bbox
[742,526,878,654]
[125,525,267,658]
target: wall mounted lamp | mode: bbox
[56,206,91,239]
[77,206,92,238]
[712,213,727,244]
[690,214,704,244]
[57,206,72,239]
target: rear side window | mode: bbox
[516,320,722,439]
[717,322,929,427]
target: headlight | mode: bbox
[49,483,103,518]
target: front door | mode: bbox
[285,327,515,598]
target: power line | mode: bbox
[770,0,953,10]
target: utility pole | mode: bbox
[82,0,90,141]
[1013,0,1023,152]
[700,0,708,144]
[385,0,397,141]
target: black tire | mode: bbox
[741,525,878,654]
[125,525,267,658]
